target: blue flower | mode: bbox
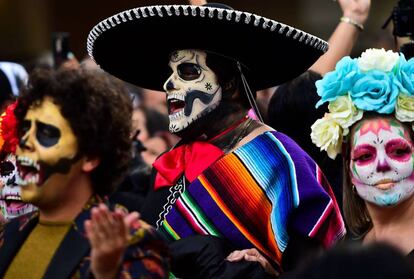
[315,57,359,108]
[350,70,400,114]
[398,56,414,95]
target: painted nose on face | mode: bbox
[163,73,178,92]
[7,176,17,187]
[376,157,391,172]
[164,80,176,91]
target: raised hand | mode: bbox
[84,204,140,279]
[338,0,371,25]
[188,0,207,5]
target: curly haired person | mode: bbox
[0,68,169,279]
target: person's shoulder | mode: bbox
[262,130,314,161]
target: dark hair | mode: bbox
[205,52,255,110]
[15,68,132,196]
[268,71,325,154]
[267,71,343,208]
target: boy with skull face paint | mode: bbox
[0,102,37,224]
[0,68,169,278]
[89,3,345,277]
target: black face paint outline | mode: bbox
[184,89,218,116]
[171,51,180,61]
[38,153,82,185]
[18,120,61,149]
[195,53,208,71]
[170,50,195,63]
[0,161,15,178]
[166,50,222,133]
[35,121,61,148]
[177,63,202,81]
[16,152,82,187]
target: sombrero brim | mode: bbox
[88,5,328,91]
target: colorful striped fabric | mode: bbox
[158,131,345,267]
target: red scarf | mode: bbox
[153,116,249,190]
[153,141,224,190]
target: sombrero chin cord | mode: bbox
[237,61,264,123]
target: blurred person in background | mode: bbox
[132,105,178,166]
[309,0,371,75]
[0,63,34,225]
[141,88,168,115]
[0,103,37,226]
[267,0,371,206]
[0,62,27,113]
[281,243,414,279]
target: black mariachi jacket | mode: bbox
[0,199,169,279]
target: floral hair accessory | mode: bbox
[0,102,19,154]
[311,48,414,159]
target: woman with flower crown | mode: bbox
[311,48,414,259]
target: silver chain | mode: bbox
[156,176,186,229]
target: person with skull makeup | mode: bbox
[311,48,414,261]
[0,102,37,224]
[0,68,169,278]
[88,3,345,277]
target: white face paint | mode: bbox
[0,154,36,219]
[163,49,222,133]
[350,117,414,207]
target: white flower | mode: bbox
[395,93,414,122]
[358,48,400,72]
[328,95,363,136]
[310,116,343,159]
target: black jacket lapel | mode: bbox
[0,213,38,277]
[43,220,90,279]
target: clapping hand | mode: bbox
[85,204,140,279]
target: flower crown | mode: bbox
[0,102,19,154]
[311,48,414,159]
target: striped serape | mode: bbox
[159,131,345,267]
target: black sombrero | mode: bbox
[88,3,328,91]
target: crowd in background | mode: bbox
[0,0,414,278]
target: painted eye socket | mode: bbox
[177,63,201,81]
[36,121,61,147]
[391,147,410,156]
[0,161,14,177]
[353,153,374,162]
[352,144,376,164]
[385,140,412,160]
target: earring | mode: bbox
[352,185,357,193]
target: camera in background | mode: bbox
[384,0,414,59]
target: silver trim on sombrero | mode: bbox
[87,5,328,63]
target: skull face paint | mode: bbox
[163,49,222,133]
[0,154,36,219]
[16,97,82,206]
[350,117,414,207]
